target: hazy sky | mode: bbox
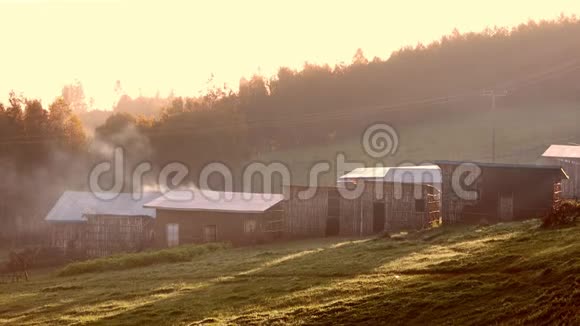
[1,0,579,109]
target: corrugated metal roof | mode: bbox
[338,167,391,179]
[434,160,569,179]
[435,160,563,170]
[541,145,580,159]
[338,165,442,184]
[143,189,284,213]
[45,191,160,222]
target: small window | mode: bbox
[166,223,179,247]
[204,225,217,242]
[415,199,426,213]
[244,219,257,233]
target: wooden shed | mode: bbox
[144,190,285,247]
[435,161,568,224]
[45,191,159,257]
[541,145,580,199]
[284,165,442,237]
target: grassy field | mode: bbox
[0,219,578,325]
[255,102,580,185]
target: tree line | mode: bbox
[98,15,580,160]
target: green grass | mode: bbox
[58,243,229,276]
[0,219,578,325]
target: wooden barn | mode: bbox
[540,145,580,199]
[284,165,442,237]
[45,191,159,257]
[144,190,285,247]
[435,161,568,224]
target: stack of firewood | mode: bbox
[542,201,580,228]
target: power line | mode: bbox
[146,93,475,136]
[502,59,580,92]
[0,93,476,144]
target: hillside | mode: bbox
[1,219,578,325]
[82,17,580,167]
[255,101,579,187]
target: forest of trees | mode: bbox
[0,92,89,240]
[1,16,580,242]
[92,16,580,158]
[0,92,87,168]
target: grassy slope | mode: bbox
[58,243,228,277]
[255,102,580,185]
[0,220,578,325]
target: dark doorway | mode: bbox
[373,202,386,233]
[326,189,340,236]
[325,217,340,236]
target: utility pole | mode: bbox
[482,90,507,162]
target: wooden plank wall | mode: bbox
[374,182,438,232]
[439,163,565,224]
[85,215,153,257]
[284,182,441,238]
[49,223,87,254]
[554,159,579,199]
[283,186,328,237]
[338,195,360,236]
[439,164,482,224]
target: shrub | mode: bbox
[58,242,229,276]
[542,201,580,228]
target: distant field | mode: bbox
[0,219,578,325]
[255,102,580,185]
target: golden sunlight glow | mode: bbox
[1,0,579,108]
